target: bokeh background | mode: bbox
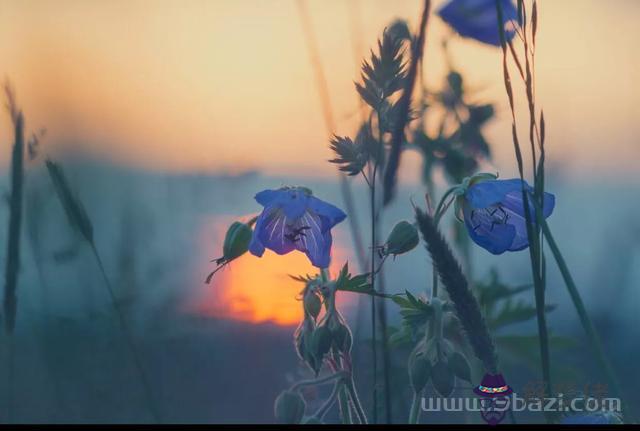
[0,0,638,423]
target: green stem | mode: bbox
[290,371,348,391]
[313,380,343,420]
[331,349,353,425]
[369,161,379,424]
[90,243,162,423]
[539,216,629,419]
[408,391,421,424]
[345,376,368,424]
[495,1,551,420]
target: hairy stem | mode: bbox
[90,243,162,423]
[408,391,421,424]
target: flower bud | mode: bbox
[295,319,320,374]
[408,350,431,393]
[329,317,352,354]
[220,221,252,263]
[447,351,471,383]
[310,324,332,364]
[303,289,322,320]
[274,390,305,424]
[431,360,455,397]
[384,220,419,256]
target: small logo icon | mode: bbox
[474,373,513,426]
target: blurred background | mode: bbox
[0,0,638,423]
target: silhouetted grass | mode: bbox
[3,84,24,334]
[45,158,162,423]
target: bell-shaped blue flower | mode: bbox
[249,187,346,268]
[462,178,554,255]
[438,0,518,46]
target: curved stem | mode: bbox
[90,243,161,423]
[408,391,421,424]
[345,376,368,424]
[290,371,347,392]
[313,380,343,420]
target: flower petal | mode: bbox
[501,190,555,251]
[255,189,284,207]
[307,196,347,232]
[248,209,267,257]
[256,207,296,255]
[463,205,516,255]
[465,178,530,209]
[438,0,518,46]
[294,211,332,268]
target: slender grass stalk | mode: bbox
[369,162,379,423]
[538,212,630,419]
[1,86,24,425]
[90,246,162,423]
[3,109,25,334]
[382,0,431,205]
[295,0,367,272]
[45,159,161,423]
[495,2,551,420]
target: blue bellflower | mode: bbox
[249,187,346,268]
[462,178,554,255]
[438,0,518,46]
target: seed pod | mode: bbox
[294,319,320,374]
[385,220,419,256]
[408,350,432,393]
[303,289,322,320]
[431,360,455,397]
[220,221,252,263]
[274,390,305,424]
[310,324,332,363]
[329,319,352,354]
[448,351,472,383]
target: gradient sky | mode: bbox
[0,0,638,179]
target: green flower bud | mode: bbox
[431,360,455,397]
[329,317,352,354]
[310,324,332,364]
[295,318,321,374]
[408,350,431,393]
[447,351,471,383]
[274,390,305,424]
[384,220,419,256]
[220,221,252,263]
[303,289,322,320]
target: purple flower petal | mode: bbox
[463,205,516,254]
[438,0,518,47]
[307,196,347,232]
[465,178,529,209]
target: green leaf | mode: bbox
[489,299,556,330]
